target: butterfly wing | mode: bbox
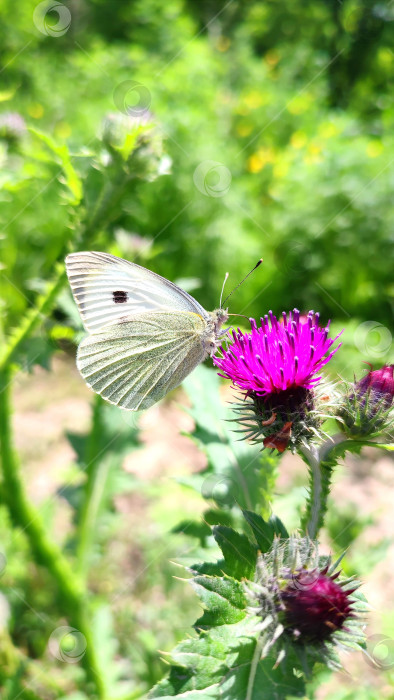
[65,251,208,332]
[76,311,208,410]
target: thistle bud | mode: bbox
[338,364,394,439]
[280,569,354,643]
[247,537,367,669]
[100,112,171,181]
[356,364,394,409]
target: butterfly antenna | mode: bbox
[220,272,229,308]
[227,313,251,322]
[222,258,263,307]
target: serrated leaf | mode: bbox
[192,575,246,628]
[182,366,279,514]
[172,520,211,546]
[29,127,82,204]
[15,335,55,372]
[268,514,289,539]
[149,620,306,699]
[242,511,275,552]
[190,560,226,577]
[213,526,256,580]
[204,509,234,527]
[66,431,88,463]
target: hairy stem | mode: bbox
[301,434,346,539]
[76,395,111,575]
[246,635,264,700]
[0,268,67,371]
[301,444,321,539]
[0,368,106,697]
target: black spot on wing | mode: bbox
[113,290,128,304]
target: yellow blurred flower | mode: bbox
[318,122,339,139]
[287,93,313,115]
[290,131,307,149]
[54,122,72,139]
[237,121,253,137]
[28,103,44,119]
[273,161,289,178]
[247,147,274,173]
[366,140,383,158]
[217,36,231,52]
[265,49,280,67]
[304,142,323,165]
[243,91,265,110]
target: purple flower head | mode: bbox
[280,568,354,643]
[213,310,342,450]
[355,364,394,410]
[249,536,366,669]
[214,309,342,397]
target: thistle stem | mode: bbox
[76,395,111,575]
[301,444,321,539]
[301,434,347,539]
[0,367,106,697]
[246,634,264,700]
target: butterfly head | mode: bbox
[215,307,229,326]
[203,308,230,357]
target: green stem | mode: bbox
[0,370,106,698]
[76,395,111,575]
[301,434,346,539]
[0,268,67,371]
[246,634,264,700]
[301,444,321,539]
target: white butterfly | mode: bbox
[65,251,229,411]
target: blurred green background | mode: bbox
[0,0,393,698]
[1,0,394,337]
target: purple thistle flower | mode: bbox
[248,536,367,669]
[213,310,342,451]
[280,568,355,643]
[214,309,342,397]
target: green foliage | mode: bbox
[0,0,393,698]
[150,514,306,699]
[179,365,279,524]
